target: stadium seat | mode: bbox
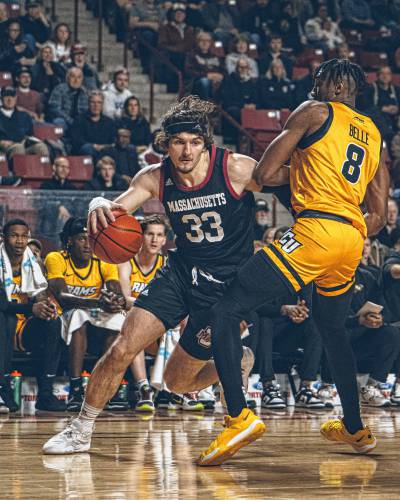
[392,74,400,86]
[7,3,20,18]
[33,124,64,141]
[211,41,225,59]
[248,43,259,59]
[66,156,94,187]
[279,109,291,127]
[366,72,377,84]
[342,29,362,46]
[0,72,12,88]
[359,52,389,70]
[0,154,9,177]
[296,48,324,67]
[292,67,309,80]
[241,109,282,131]
[13,154,52,188]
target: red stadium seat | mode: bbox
[342,29,362,46]
[296,48,324,67]
[279,109,291,127]
[66,156,94,187]
[13,154,52,188]
[365,72,377,84]
[359,52,389,70]
[33,124,64,141]
[392,74,400,86]
[0,154,9,177]
[241,109,282,131]
[293,67,309,80]
[0,72,12,88]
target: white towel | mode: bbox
[150,328,180,391]
[0,243,47,300]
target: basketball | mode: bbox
[88,210,143,264]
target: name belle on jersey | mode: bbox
[167,193,227,213]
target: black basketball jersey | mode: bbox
[160,146,255,278]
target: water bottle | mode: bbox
[81,371,91,392]
[10,370,22,407]
[117,379,129,401]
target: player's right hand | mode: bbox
[32,300,57,321]
[88,197,126,234]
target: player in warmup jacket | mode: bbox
[197,59,390,466]
[42,95,288,455]
[118,214,167,412]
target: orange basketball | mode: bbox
[88,210,143,264]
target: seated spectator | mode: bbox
[258,34,293,79]
[19,0,51,50]
[242,0,282,47]
[253,199,270,240]
[70,90,116,159]
[48,67,89,131]
[321,262,400,407]
[0,218,66,412]
[276,1,303,54]
[117,95,151,151]
[84,156,129,192]
[100,127,141,184]
[31,44,66,104]
[45,217,126,411]
[336,42,352,60]
[262,226,276,245]
[304,4,344,52]
[0,20,35,71]
[47,22,72,64]
[0,86,48,159]
[377,198,399,247]
[184,31,225,100]
[0,2,9,40]
[200,0,241,47]
[103,67,132,120]
[225,35,259,79]
[158,4,196,92]
[294,59,320,107]
[219,57,258,142]
[341,0,375,30]
[66,43,101,91]
[138,129,164,168]
[15,65,44,122]
[258,59,294,110]
[40,156,75,190]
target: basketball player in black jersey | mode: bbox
[43,96,288,455]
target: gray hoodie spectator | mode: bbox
[103,68,132,120]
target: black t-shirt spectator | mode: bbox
[377,225,400,247]
[0,108,32,142]
[99,145,141,179]
[218,73,258,110]
[70,112,116,153]
[83,174,129,192]
[258,76,294,109]
[19,14,51,44]
[40,177,76,190]
[31,60,66,100]
[116,116,151,147]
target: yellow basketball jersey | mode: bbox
[10,275,30,338]
[290,101,382,238]
[130,254,165,298]
[45,251,119,299]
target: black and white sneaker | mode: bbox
[155,390,171,409]
[67,391,84,412]
[105,394,129,411]
[261,383,286,409]
[0,383,19,412]
[295,386,325,409]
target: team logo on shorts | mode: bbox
[196,326,212,348]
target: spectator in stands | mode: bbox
[0,2,9,40]
[47,22,72,64]
[200,0,241,47]
[253,199,270,240]
[363,65,400,142]
[337,41,352,59]
[84,155,129,192]
[304,4,344,52]
[341,0,375,30]
[40,156,75,190]
[15,65,44,122]
[19,0,51,49]
[0,218,66,412]
[103,67,132,120]
[258,59,294,110]
[117,95,151,151]
[100,126,140,184]
[31,44,65,103]
[158,4,196,92]
[219,57,258,142]
[242,0,282,46]
[70,90,116,159]
[129,0,162,74]
[138,129,164,168]
[66,43,101,91]
[225,35,259,78]
[48,67,89,131]
[377,198,400,247]
[258,34,293,79]
[275,1,303,54]
[0,86,48,159]
[0,20,35,71]
[294,59,320,107]
[263,226,276,245]
[184,31,225,100]
[45,217,126,411]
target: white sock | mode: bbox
[78,401,102,432]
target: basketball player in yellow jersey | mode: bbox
[118,214,167,412]
[199,59,390,465]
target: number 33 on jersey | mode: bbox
[290,101,382,238]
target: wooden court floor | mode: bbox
[1,407,400,499]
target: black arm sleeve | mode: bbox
[5,302,34,315]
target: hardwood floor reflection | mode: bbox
[1,407,400,499]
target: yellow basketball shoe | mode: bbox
[197,408,266,466]
[320,419,377,454]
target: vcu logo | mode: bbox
[196,326,212,348]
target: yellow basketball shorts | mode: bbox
[263,217,364,296]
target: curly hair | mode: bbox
[314,58,366,95]
[155,95,216,153]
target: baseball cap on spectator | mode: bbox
[15,66,31,77]
[71,43,87,55]
[172,3,186,11]
[25,0,42,7]
[255,199,270,212]
[1,86,16,97]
